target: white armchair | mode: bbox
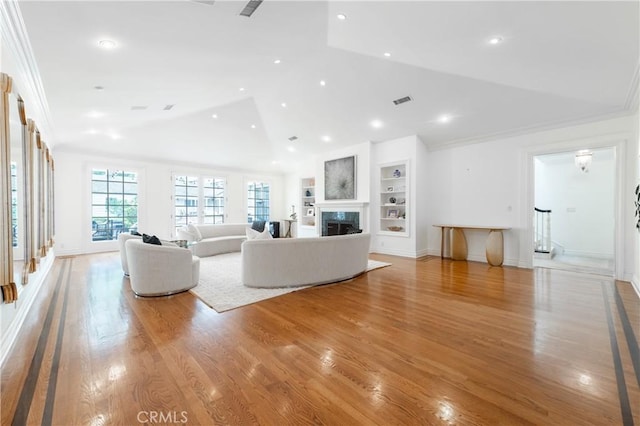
[118,233,142,276]
[125,239,200,297]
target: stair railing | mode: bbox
[534,207,552,253]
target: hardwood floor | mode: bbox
[2,252,639,425]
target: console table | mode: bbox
[433,225,511,266]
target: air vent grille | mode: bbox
[240,0,263,17]
[393,96,413,106]
[163,104,175,111]
[288,136,298,141]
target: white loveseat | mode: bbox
[125,239,200,296]
[241,233,371,288]
[177,223,249,257]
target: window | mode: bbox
[91,169,138,241]
[247,181,270,222]
[174,175,225,234]
[11,162,17,247]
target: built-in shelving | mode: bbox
[300,177,316,230]
[379,162,408,237]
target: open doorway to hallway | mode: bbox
[533,147,616,276]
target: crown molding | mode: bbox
[0,0,55,143]
[624,61,639,112]
[425,109,635,152]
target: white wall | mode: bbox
[534,148,615,258]
[54,150,285,256]
[426,114,637,278]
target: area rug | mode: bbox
[190,252,391,313]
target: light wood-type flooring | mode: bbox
[2,252,639,425]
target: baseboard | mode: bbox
[631,274,640,299]
[562,249,614,259]
[0,252,54,368]
[374,247,421,258]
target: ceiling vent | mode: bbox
[190,0,215,5]
[288,136,298,141]
[393,96,413,106]
[239,0,263,17]
[131,106,148,110]
[163,104,175,111]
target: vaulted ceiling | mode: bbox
[13,1,640,173]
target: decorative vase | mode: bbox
[393,169,401,178]
[389,197,396,204]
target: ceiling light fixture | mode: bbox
[86,129,99,135]
[287,146,296,152]
[319,80,326,86]
[437,114,452,123]
[211,114,218,119]
[383,52,391,57]
[488,36,504,45]
[370,119,383,129]
[86,111,105,118]
[274,59,281,64]
[575,150,593,173]
[281,102,287,108]
[251,124,256,129]
[98,39,117,49]
[337,14,347,20]
[321,135,332,143]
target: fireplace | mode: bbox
[315,202,369,236]
[321,211,360,236]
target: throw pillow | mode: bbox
[245,224,273,240]
[187,223,202,241]
[142,234,162,245]
[131,230,142,236]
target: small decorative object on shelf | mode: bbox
[387,226,403,232]
[306,208,315,216]
[393,169,401,178]
[389,196,396,204]
[386,186,394,192]
[290,204,297,221]
[388,209,398,218]
[305,189,312,197]
[397,198,406,205]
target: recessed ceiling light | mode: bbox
[321,135,332,143]
[110,133,122,140]
[251,124,256,129]
[86,111,105,118]
[239,87,245,92]
[287,146,296,152]
[370,119,383,129]
[98,39,117,49]
[86,129,99,135]
[281,102,287,108]
[271,160,280,165]
[337,14,347,20]
[383,52,391,57]
[488,36,503,45]
[437,114,452,123]
[319,80,326,86]
[211,113,218,119]
[274,59,281,64]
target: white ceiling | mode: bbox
[15,0,639,173]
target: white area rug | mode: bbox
[190,252,391,313]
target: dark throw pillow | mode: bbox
[251,221,266,232]
[131,231,142,236]
[142,234,162,245]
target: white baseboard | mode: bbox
[374,247,422,258]
[562,249,614,259]
[0,252,54,368]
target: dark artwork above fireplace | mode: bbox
[321,211,360,236]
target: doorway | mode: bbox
[532,147,616,276]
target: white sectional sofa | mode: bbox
[177,223,249,257]
[241,233,371,288]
